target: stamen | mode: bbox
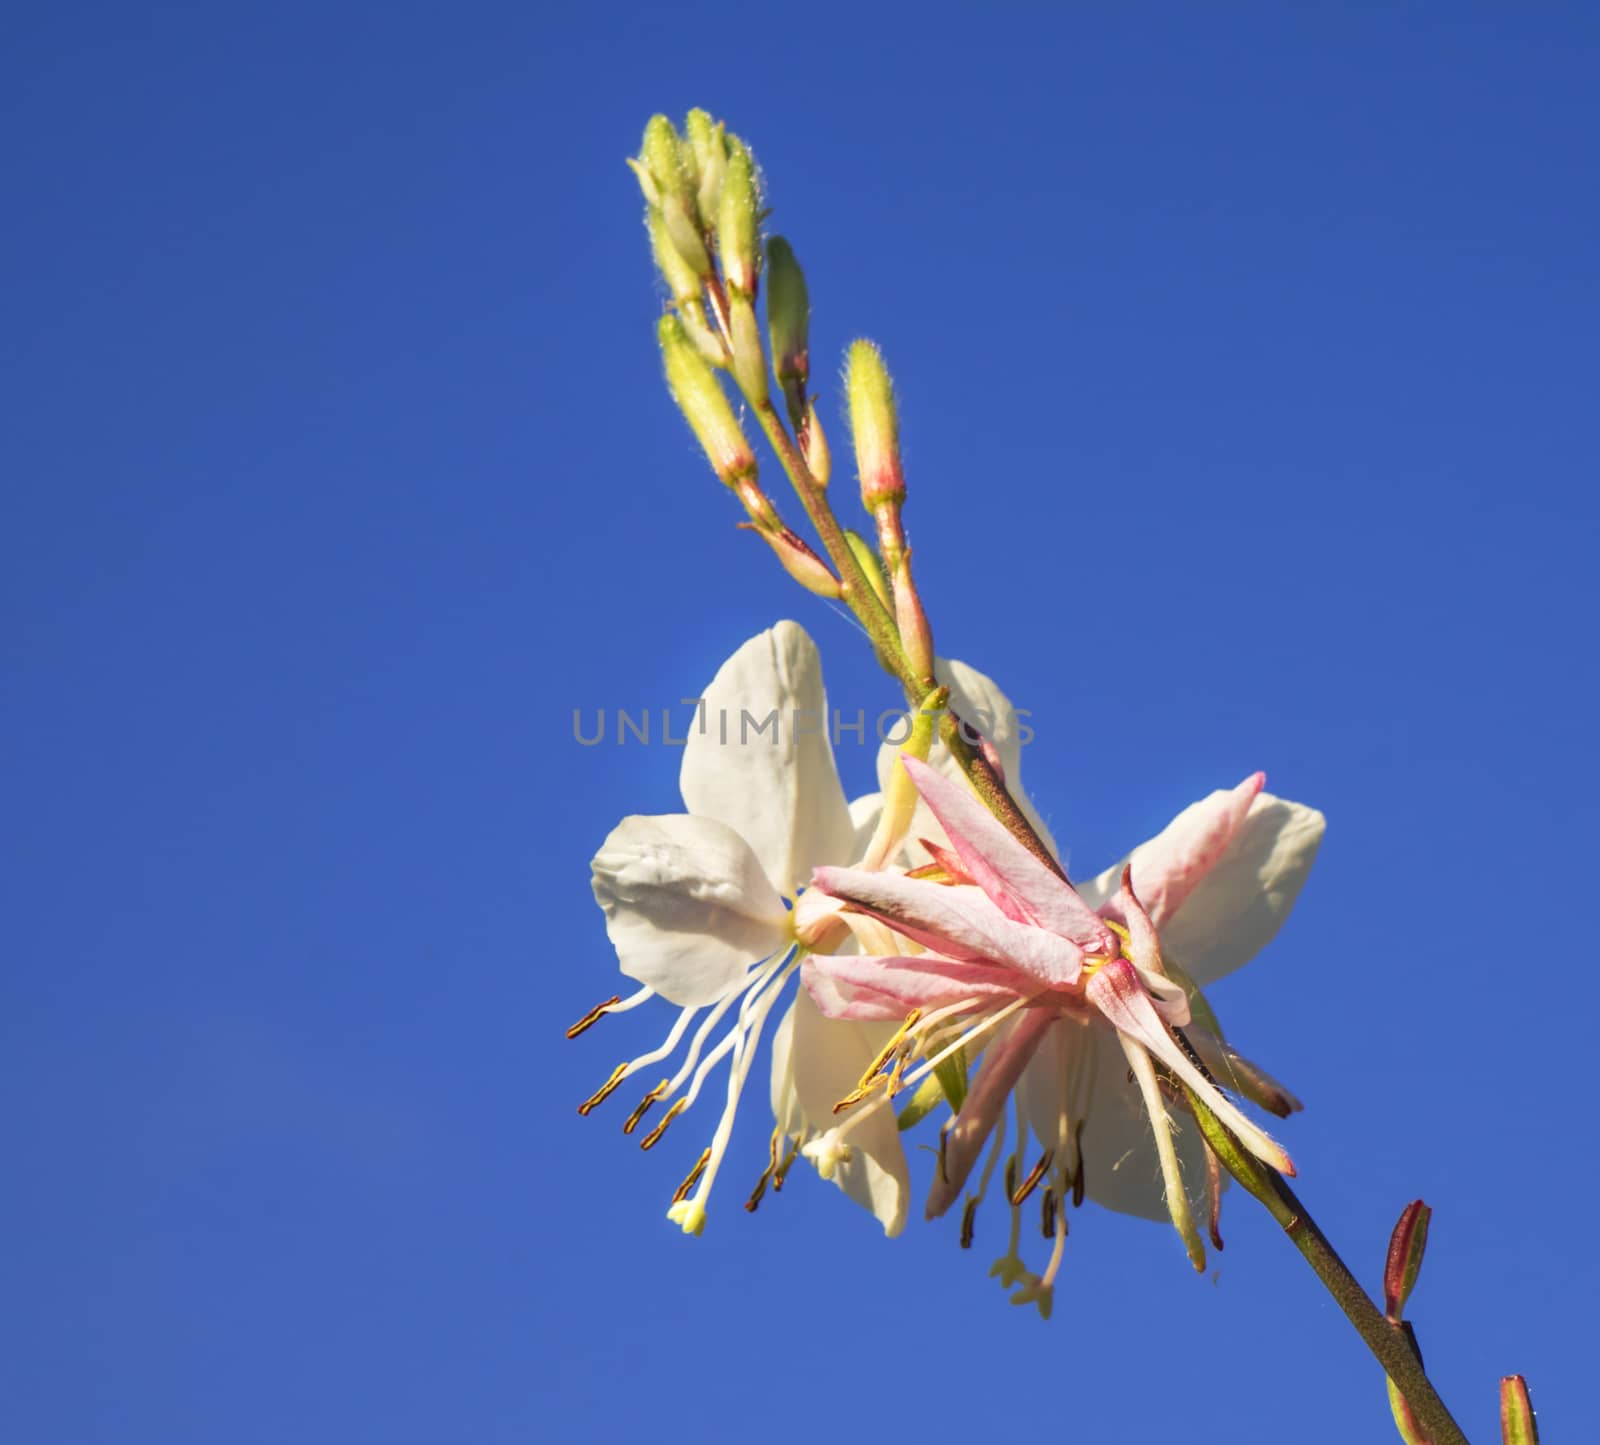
[1072,1121,1086,1207]
[1041,1187,1056,1239]
[744,1163,774,1213]
[672,1148,712,1204]
[772,1134,800,1191]
[639,1098,688,1150]
[960,1197,978,1249]
[937,1126,950,1186]
[855,1008,924,1093]
[1010,1150,1054,1207]
[565,995,621,1039]
[578,1063,628,1115]
[622,1078,669,1135]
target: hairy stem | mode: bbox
[1192,1102,1470,1445]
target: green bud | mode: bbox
[647,208,700,307]
[727,294,768,407]
[638,114,710,279]
[844,529,890,611]
[658,314,755,483]
[846,338,905,508]
[765,237,810,430]
[801,400,830,487]
[718,138,761,297]
[683,109,727,230]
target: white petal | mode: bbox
[847,792,883,861]
[1074,1028,1209,1222]
[876,655,1060,867]
[1079,793,1324,987]
[681,621,855,895]
[769,989,911,1236]
[591,814,789,1007]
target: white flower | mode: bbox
[579,620,911,1234]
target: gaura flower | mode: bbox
[576,620,914,1235]
[802,755,1322,1311]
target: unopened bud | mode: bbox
[765,237,810,429]
[1500,1375,1539,1445]
[647,208,701,307]
[1383,1199,1431,1321]
[684,110,727,230]
[718,138,761,297]
[727,294,768,406]
[659,314,755,483]
[751,525,841,599]
[801,399,830,487]
[863,685,947,868]
[638,115,710,279]
[893,551,935,682]
[844,529,890,611]
[846,339,906,564]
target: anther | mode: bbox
[672,1148,712,1204]
[1071,1122,1086,1206]
[772,1135,800,1191]
[853,1008,923,1094]
[744,1164,774,1213]
[831,1075,886,1114]
[622,1079,669,1135]
[937,1128,950,1186]
[1003,1155,1020,1200]
[1010,1150,1054,1207]
[565,995,621,1040]
[1041,1188,1057,1239]
[577,1062,628,1115]
[639,1098,688,1150]
[960,1197,978,1249]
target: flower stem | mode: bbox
[1191,1101,1470,1445]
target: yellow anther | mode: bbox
[638,1098,688,1150]
[831,1074,886,1115]
[622,1079,669,1135]
[577,1063,628,1116]
[960,1197,978,1250]
[1009,1149,1054,1206]
[672,1148,712,1204]
[565,995,621,1040]
[853,1008,924,1095]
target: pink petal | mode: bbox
[1109,773,1266,930]
[901,757,1117,953]
[1086,958,1293,1176]
[800,954,1020,1021]
[925,1008,1055,1218]
[811,866,1086,987]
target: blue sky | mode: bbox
[5,3,1596,1441]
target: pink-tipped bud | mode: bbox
[1384,1199,1432,1321]
[750,525,841,599]
[659,314,755,484]
[1500,1375,1539,1445]
[892,551,934,683]
[846,339,906,567]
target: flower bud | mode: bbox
[727,293,768,407]
[637,115,710,279]
[893,551,934,682]
[647,208,700,308]
[765,237,810,429]
[752,525,841,599]
[801,399,831,487]
[844,529,890,611]
[683,109,727,230]
[846,339,906,565]
[1500,1375,1538,1445]
[1383,1199,1431,1320]
[658,314,755,483]
[718,138,761,298]
[862,684,948,869]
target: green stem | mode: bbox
[1192,1103,1470,1445]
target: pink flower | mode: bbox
[802,756,1320,1308]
